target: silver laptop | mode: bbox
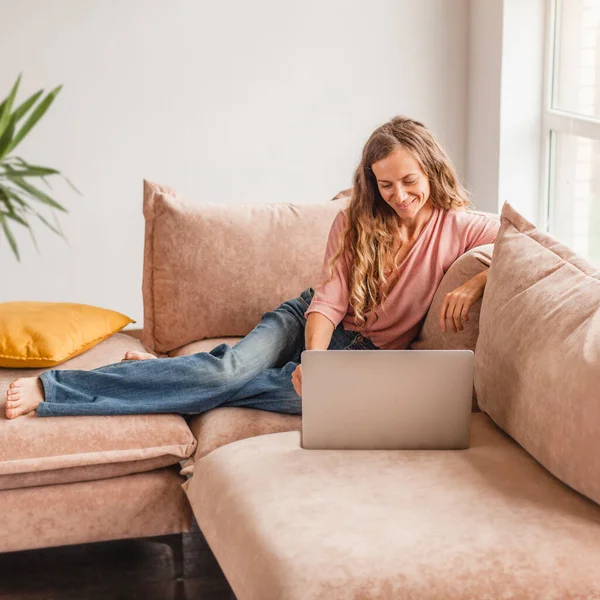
[301,350,473,450]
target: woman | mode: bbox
[5,116,498,419]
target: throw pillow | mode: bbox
[0,302,134,368]
[475,202,600,505]
[141,180,348,355]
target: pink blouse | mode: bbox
[305,206,500,350]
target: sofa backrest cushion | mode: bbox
[142,180,348,355]
[475,202,600,505]
[410,244,495,411]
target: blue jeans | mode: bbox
[37,288,378,417]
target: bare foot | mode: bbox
[121,351,158,362]
[5,377,45,419]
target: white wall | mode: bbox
[0,0,469,325]
[499,0,545,224]
[466,0,503,215]
[466,0,546,221]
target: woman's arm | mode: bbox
[305,312,335,350]
[292,312,335,397]
[438,268,488,333]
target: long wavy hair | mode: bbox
[323,115,472,331]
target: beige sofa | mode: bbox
[1,181,599,600]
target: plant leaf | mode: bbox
[63,174,82,195]
[6,158,59,185]
[36,209,65,238]
[2,187,27,208]
[0,120,15,159]
[11,89,43,123]
[0,188,25,223]
[5,210,28,227]
[10,157,59,175]
[26,218,40,254]
[0,165,60,178]
[9,176,68,212]
[4,188,64,237]
[0,74,21,140]
[0,211,20,261]
[5,158,56,188]
[7,84,62,155]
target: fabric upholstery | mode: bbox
[476,202,600,506]
[0,455,179,492]
[168,336,242,358]
[184,414,600,600]
[0,333,196,487]
[410,244,494,411]
[181,407,301,475]
[0,301,134,368]
[0,467,191,552]
[141,180,348,355]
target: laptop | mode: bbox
[300,349,473,450]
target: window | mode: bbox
[544,0,600,266]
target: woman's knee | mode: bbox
[276,291,313,323]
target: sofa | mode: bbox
[1,180,599,599]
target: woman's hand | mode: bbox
[439,269,488,333]
[292,364,303,396]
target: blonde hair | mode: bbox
[323,115,471,330]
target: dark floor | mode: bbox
[0,517,237,600]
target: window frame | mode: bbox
[541,0,600,234]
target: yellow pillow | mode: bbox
[0,302,135,368]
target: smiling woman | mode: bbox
[374,148,430,213]
[312,116,495,341]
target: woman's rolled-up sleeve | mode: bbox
[464,214,501,252]
[305,210,350,328]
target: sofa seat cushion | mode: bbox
[181,407,301,475]
[184,413,600,600]
[0,466,191,553]
[0,333,196,490]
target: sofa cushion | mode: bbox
[184,413,600,600]
[476,202,600,505]
[168,336,242,358]
[410,244,494,411]
[0,301,134,368]
[0,466,191,553]
[0,333,196,490]
[181,407,301,476]
[141,180,348,355]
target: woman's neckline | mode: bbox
[391,205,439,270]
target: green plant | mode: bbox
[0,74,79,261]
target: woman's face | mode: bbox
[371,147,431,220]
